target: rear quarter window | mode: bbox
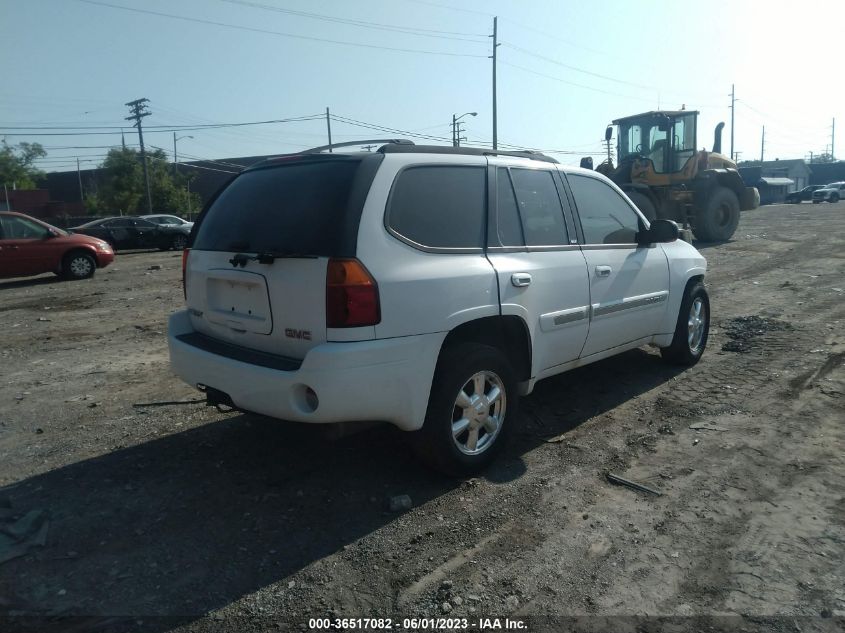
[386,165,485,249]
[192,159,364,256]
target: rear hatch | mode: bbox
[186,154,381,359]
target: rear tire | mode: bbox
[626,191,657,221]
[413,343,518,477]
[694,186,740,242]
[661,281,709,366]
[171,234,188,250]
[62,251,96,280]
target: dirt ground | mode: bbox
[1,202,843,633]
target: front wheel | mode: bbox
[830,194,839,203]
[661,281,709,366]
[62,251,96,280]
[694,187,740,242]
[413,343,518,476]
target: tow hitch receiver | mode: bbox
[198,384,237,412]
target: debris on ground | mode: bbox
[389,495,413,512]
[606,472,662,496]
[689,422,729,431]
[0,506,49,564]
[721,315,792,353]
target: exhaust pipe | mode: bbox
[713,122,725,154]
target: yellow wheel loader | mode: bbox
[582,110,760,241]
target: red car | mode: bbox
[0,211,115,281]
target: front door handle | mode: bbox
[595,265,612,278]
[511,273,532,287]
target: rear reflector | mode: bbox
[326,258,380,328]
[181,248,190,299]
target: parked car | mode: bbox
[70,216,190,250]
[785,185,824,204]
[140,214,194,230]
[812,182,845,203]
[168,142,709,475]
[0,211,114,280]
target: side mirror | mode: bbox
[605,126,613,142]
[638,219,679,245]
[580,156,594,170]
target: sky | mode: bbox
[2,0,843,174]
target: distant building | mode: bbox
[808,161,845,185]
[0,188,84,218]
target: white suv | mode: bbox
[168,141,709,475]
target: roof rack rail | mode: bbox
[378,144,558,163]
[302,139,415,154]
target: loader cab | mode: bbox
[615,110,698,174]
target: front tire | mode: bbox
[62,251,96,280]
[626,191,657,221]
[661,281,709,366]
[830,193,839,203]
[694,186,740,242]
[413,343,518,476]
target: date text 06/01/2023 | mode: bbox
[307,617,527,630]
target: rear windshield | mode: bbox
[193,159,362,255]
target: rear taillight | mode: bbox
[181,248,190,299]
[326,258,380,328]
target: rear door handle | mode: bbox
[511,273,532,287]
[595,265,612,278]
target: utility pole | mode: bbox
[121,129,126,150]
[809,151,814,164]
[76,157,84,202]
[452,114,457,147]
[454,121,467,147]
[760,125,765,163]
[361,144,377,152]
[832,117,836,159]
[173,132,178,176]
[326,107,333,152]
[490,17,499,150]
[729,84,735,162]
[125,98,153,214]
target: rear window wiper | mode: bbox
[229,252,318,267]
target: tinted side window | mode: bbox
[1,216,49,239]
[106,219,131,228]
[568,174,641,244]
[510,169,569,246]
[388,166,485,249]
[134,219,157,229]
[494,168,524,247]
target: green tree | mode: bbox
[0,140,47,189]
[98,147,144,214]
[97,147,199,215]
[812,152,836,164]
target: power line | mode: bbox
[74,0,488,58]
[217,0,489,41]
[401,0,493,17]
[498,60,654,103]
[501,42,654,90]
[0,114,324,131]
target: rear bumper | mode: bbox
[167,310,445,431]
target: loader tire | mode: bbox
[626,191,657,221]
[694,186,740,242]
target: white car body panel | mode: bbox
[168,150,708,434]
